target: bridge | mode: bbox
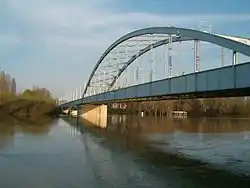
[56,26,250,124]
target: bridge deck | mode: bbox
[61,62,250,107]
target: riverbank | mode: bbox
[0,97,56,117]
[109,97,250,118]
[0,87,56,117]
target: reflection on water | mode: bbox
[0,116,54,133]
[0,115,250,188]
[78,116,250,185]
[107,115,250,134]
[0,116,54,152]
[104,116,250,176]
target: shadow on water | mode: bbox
[63,115,250,188]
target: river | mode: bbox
[0,115,250,188]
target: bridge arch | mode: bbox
[109,38,194,88]
[83,27,250,97]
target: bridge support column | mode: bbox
[78,104,107,128]
[221,47,224,67]
[194,40,200,72]
[233,51,237,65]
[168,34,172,78]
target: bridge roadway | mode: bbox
[60,61,250,108]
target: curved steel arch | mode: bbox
[109,37,193,89]
[83,27,250,97]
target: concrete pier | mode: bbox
[78,104,107,128]
[62,109,69,114]
[70,110,78,117]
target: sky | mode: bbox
[0,0,250,98]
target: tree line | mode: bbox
[110,97,250,117]
[0,86,56,117]
[0,86,55,105]
[0,70,55,117]
[0,70,16,94]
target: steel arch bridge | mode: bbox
[82,26,250,98]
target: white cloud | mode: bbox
[4,0,250,97]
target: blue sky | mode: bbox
[120,0,250,14]
[0,0,250,98]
